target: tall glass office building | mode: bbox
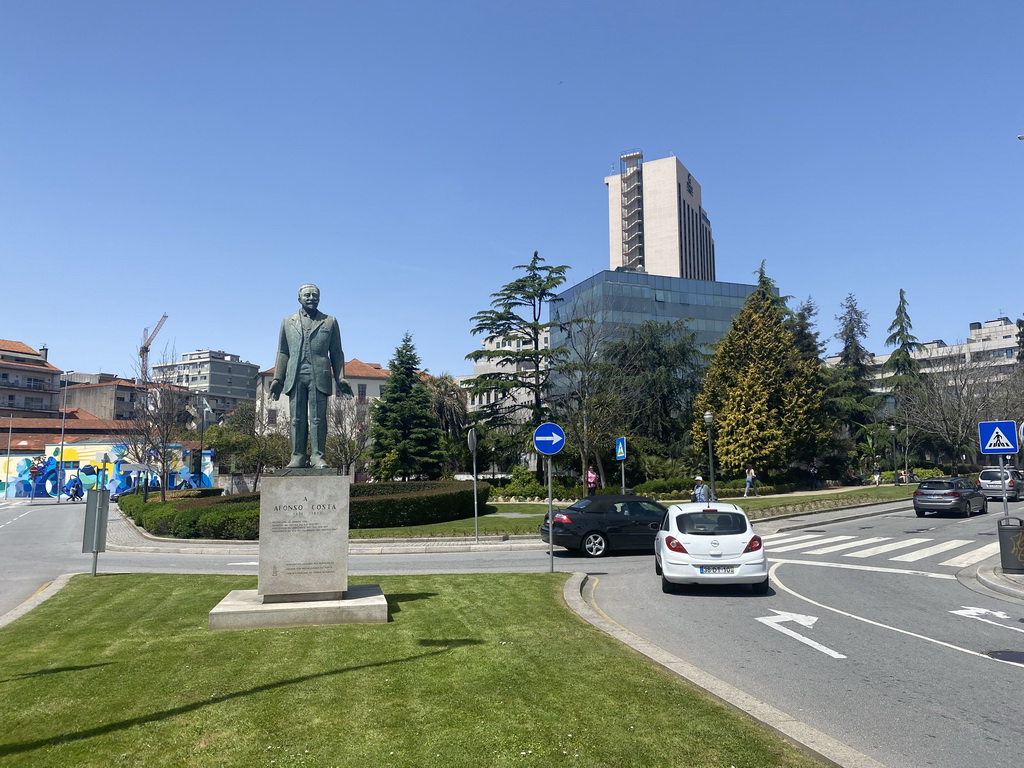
[549,269,759,353]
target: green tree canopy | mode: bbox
[693,264,832,474]
[369,334,443,481]
[466,251,569,430]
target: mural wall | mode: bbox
[1,443,212,499]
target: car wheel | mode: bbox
[582,532,608,558]
[661,574,676,594]
[752,577,770,595]
[915,509,925,517]
[654,557,662,575]
[980,498,988,514]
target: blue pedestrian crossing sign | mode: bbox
[533,422,565,456]
[615,437,627,461]
[979,421,1018,454]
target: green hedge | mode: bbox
[118,480,489,540]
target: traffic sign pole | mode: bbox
[533,423,565,574]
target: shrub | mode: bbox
[350,481,490,529]
[501,465,545,499]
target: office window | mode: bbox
[268,409,277,426]
[358,383,367,399]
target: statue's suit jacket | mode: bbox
[274,310,344,396]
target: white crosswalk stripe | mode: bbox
[844,538,932,558]
[890,539,974,562]
[769,535,856,553]
[763,531,997,568]
[939,542,1001,567]
[805,537,890,555]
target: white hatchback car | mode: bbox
[655,502,769,594]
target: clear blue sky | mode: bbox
[2,1,1022,380]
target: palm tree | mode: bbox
[428,373,468,440]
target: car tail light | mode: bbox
[552,513,572,524]
[944,491,959,497]
[1009,479,1016,488]
[665,536,688,553]
[913,490,924,497]
[744,535,763,553]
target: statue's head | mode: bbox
[297,284,320,313]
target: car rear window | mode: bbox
[918,481,952,491]
[565,499,595,512]
[676,511,747,535]
[980,470,1009,481]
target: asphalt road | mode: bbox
[594,503,1024,768]
[5,496,1024,768]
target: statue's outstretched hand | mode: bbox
[336,379,353,397]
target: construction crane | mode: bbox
[139,313,168,382]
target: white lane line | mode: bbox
[803,536,890,555]
[939,542,1001,567]
[844,538,932,558]
[890,539,974,562]
[768,563,1019,665]
[769,535,855,553]
[771,558,957,579]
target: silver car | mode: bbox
[978,467,1024,501]
[912,477,987,517]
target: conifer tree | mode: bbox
[883,288,923,391]
[369,334,443,480]
[692,264,832,474]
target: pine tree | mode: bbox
[467,251,568,430]
[693,264,832,475]
[369,334,443,480]
[883,289,923,391]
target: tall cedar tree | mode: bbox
[369,334,443,480]
[883,288,923,393]
[692,265,832,474]
[828,293,881,442]
[467,252,569,431]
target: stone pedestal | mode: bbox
[209,469,388,630]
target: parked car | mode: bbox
[912,477,987,517]
[654,502,769,595]
[539,495,669,557]
[977,467,1024,501]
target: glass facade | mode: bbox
[549,270,759,354]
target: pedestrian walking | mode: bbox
[808,462,819,490]
[744,466,758,497]
[586,466,597,496]
[692,476,711,504]
[873,462,881,487]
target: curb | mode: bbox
[562,573,888,768]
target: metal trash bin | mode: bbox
[997,517,1024,575]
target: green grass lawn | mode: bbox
[0,574,826,768]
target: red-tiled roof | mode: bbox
[0,339,40,355]
[261,359,390,379]
[0,358,62,373]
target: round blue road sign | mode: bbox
[533,423,565,455]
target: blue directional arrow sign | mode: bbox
[533,423,565,456]
[979,421,1019,455]
[615,437,627,461]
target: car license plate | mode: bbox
[699,565,735,574]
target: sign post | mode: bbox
[615,437,627,494]
[82,489,109,576]
[979,421,1019,517]
[467,427,479,543]
[533,423,565,573]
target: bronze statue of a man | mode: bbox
[270,284,349,469]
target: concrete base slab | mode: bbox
[209,585,388,631]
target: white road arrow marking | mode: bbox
[949,606,1024,634]
[756,609,847,659]
[535,433,563,446]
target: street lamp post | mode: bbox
[56,370,74,503]
[703,410,716,501]
[889,424,899,485]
